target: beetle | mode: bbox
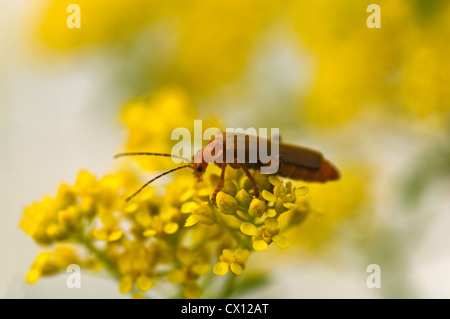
[115,133,340,204]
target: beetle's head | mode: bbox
[192,149,208,182]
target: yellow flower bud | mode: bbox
[216,192,238,215]
[235,189,252,209]
[261,190,277,202]
[253,240,268,251]
[119,276,134,294]
[248,198,266,218]
[230,263,243,275]
[221,181,237,197]
[240,222,259,236]
[46,223,66,240]
[163,222,179,234]
[136,275,154,292]
[53,246,78,266]
[58,206,79,232]
[213,261,229,276]
[25,268,41,284]
[191,202,216,225]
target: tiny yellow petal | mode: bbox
[295,186,309,197]
[197,187,211,197]
[181,201,198,214]
[25,268,41,284]
[192,263,210,275]
[136,275,154,292]
[191,202,215,225]
[124,202,139,214]
[163,222,179,234]
[176,247,194,265]
[84,258,103,271]
[268,175,282,186]
[54,246,78,266]
[264,217,278,232]
[262,190,278,202]
[220,249,235,263]
[266,209,277,217]
[253,240,268,251]
[180,189,195,202]
[98,209,115,226]
[167,268,185,284]
[135,210,152,228]
[283,202,298,210]
[108,229,123,241]
[272,235,290,249]
[230,263,243,275]
[119,276,133,294]
[240,222,259,236]
[234,249,250,263]
[46,223,65,239]
[184,215,198,227]
[213,262,229,276]
[143,229,157,237]
[33,252,52,268]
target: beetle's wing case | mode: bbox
[220,132,323,170]
[277,143,323,171]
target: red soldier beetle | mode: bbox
[115,133,340,204]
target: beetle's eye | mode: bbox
[196,166,203,172]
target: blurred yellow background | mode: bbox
[1,0,449,298]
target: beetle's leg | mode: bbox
[211,164,227,205]
[239,164,260,198]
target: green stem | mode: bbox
[221,274,237,299]
[76,235,121,280]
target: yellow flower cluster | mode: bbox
[26,246,79,284]
[20,161,311,297]
[20,85,362,297]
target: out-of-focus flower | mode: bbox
[167,247,210,299]
[286,166,367,252]
[291,0,450,126]
[34,0,276,93]
[25,246,79,284]
[36,0,156,50]
[119,88,219,171]
[33,1,450,125]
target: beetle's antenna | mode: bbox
[125,164,191,202]
[114,152,191,163]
